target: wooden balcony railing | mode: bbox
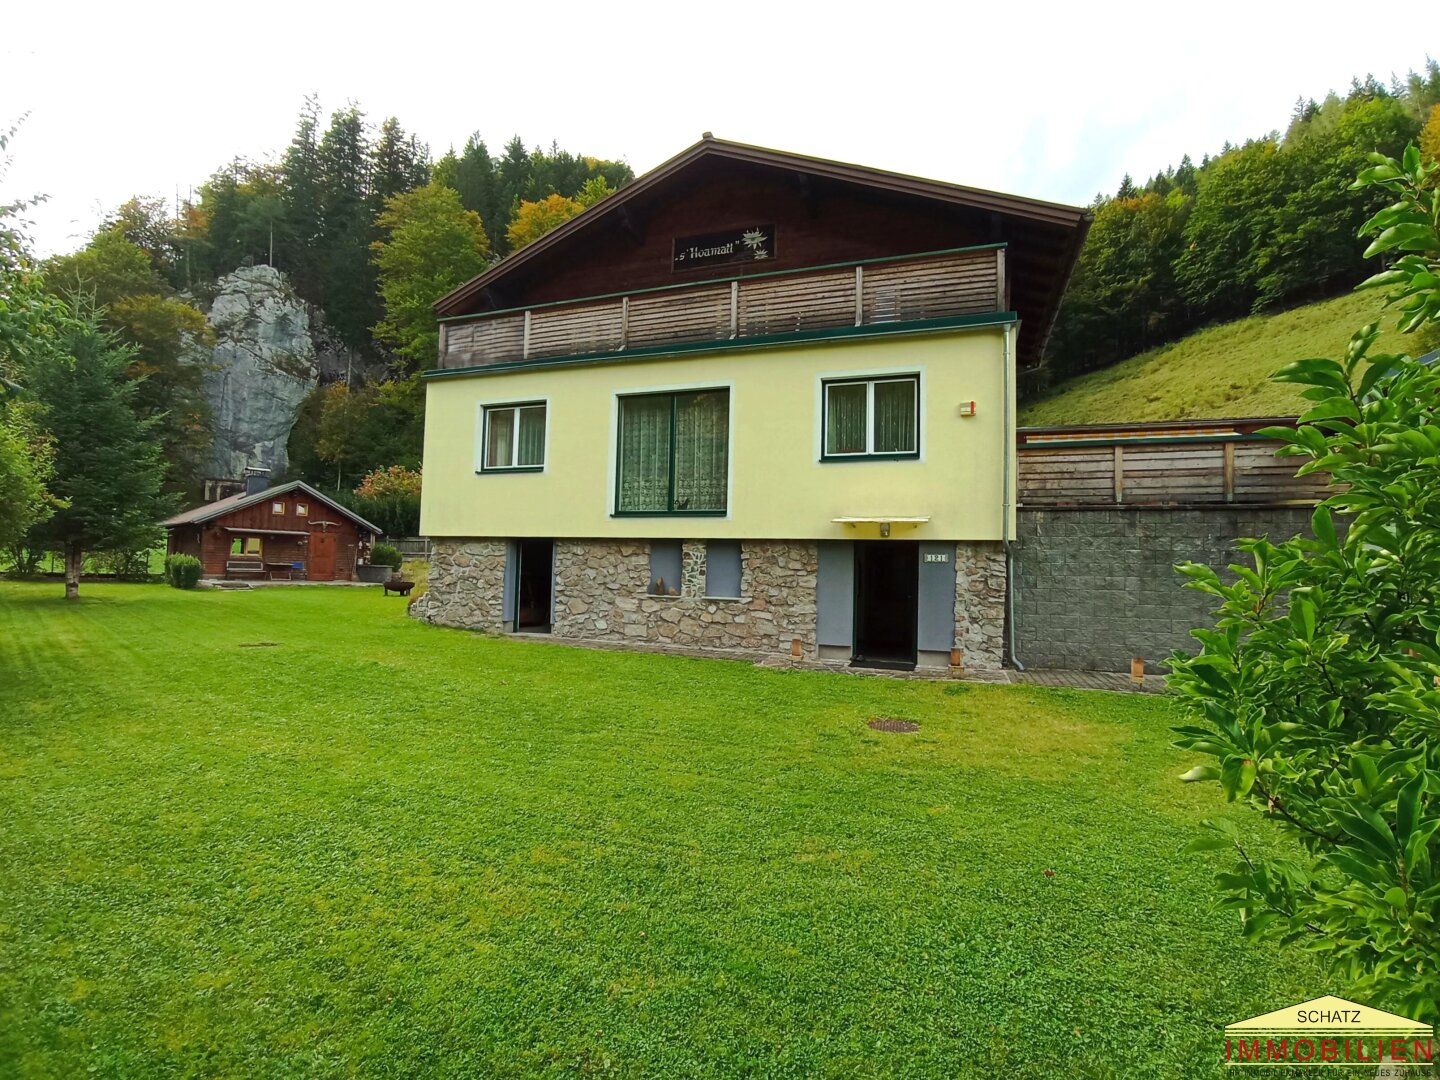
[1017,421,1329,508]
[438,245,1006,370]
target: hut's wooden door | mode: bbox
[309,533,336,580]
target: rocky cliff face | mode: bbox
[201,265,317,480]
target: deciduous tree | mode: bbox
[1172,145,1440,1019]
[371,181,489,369]
[506,193,582,250]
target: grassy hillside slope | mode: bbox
[1019,290,1420,426]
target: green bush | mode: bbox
[370,543,403,571]
[1171,145,1440,1019]
[164,554,202,590]
[348,492,420,537]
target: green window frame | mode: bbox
[822,374,920,460]
[615,389,730,516]
[481,401,547,472]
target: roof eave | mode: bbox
[161,480,384,536]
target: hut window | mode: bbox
[272,501,285,514]
[230,537,262,556]
[296,502,309,516]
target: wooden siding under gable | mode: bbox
[437,149,1085,371]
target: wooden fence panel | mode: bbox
[528,302,624,359]
[863,251,998,323]
[443,315,525,369]
[1019,438,1330,507]
[626,284,732,348]
[739,270,854,336]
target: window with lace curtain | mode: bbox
[616,389,729,514]
[481,402,547,471]
[822,374,919,460]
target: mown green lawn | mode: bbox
[0,581,1332,1078]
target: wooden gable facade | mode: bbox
[164,483,376,581]
[435,137,1091,371]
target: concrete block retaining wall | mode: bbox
[1012,507,1316,673]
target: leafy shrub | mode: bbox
[90,545,158,580]
[348,492,420,537]
[164,554,202,589]
[1171,145,1440,1019]
[370,543,403,571]
[346,466,423,537]
[355,465,421,499]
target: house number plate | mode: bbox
[924,553,949,563]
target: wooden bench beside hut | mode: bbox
[163,470,381,582]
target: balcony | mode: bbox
[437,245,1008,371]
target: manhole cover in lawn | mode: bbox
[868,718,920,733]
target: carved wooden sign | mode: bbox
[672,225,775,271]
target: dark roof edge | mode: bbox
[162,480,383,535]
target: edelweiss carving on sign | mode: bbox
[672,225,774,271]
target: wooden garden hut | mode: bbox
[163,475,380,581]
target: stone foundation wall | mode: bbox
[410,539,507,630]
[552,539,818,658]
[415,536,1008,674]
[954,541,1007,673]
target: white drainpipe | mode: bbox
[1001,323,1024,671]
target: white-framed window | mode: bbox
[481,402,547,471]
[822,374,920,459]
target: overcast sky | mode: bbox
[4,1,1431,256]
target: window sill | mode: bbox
[642,594,748,602]
[611,510,729,518]
[477,466,545,474]
[819,453,921,463]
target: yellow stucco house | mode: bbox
[416,137,1090,673]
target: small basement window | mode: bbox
[705,541,742,597]
[649,541,682,596]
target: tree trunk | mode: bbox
[64,543,82,601]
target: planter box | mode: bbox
[356,564,395,584]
